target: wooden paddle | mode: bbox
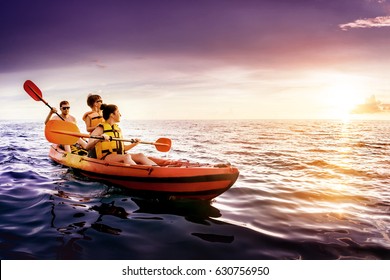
[23,80,65,120]
[45,120,172,152]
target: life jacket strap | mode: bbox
[102,149,118,153]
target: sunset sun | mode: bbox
[329,86,363,119]
[319,75,367,120]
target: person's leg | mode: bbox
[77,138,88,149]
[131,153,157,165]
[105,154,137,165]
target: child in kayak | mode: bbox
[84,104,156,165]
[82,94,104,133]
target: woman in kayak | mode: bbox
[85,104,156,165]
[82,94,104,133]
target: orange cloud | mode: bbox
[351,95,390,114]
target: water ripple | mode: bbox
[1,120,390,259]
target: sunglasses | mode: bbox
[96,100,103,103]
[61,106,70,110]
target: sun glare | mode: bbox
[320,76,367,120]
[328,86,362,119]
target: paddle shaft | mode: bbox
[45,116,172,152]
[94,135,169,146]
[24,80,65,121]
[31,91,65,121]
[50,129,170,147]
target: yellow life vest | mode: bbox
[87,112,103,130]
[93,122,124,160]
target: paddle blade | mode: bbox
[155,137,171,152]
[45,120,81,145]
[24,80,42,101]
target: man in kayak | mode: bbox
[44,101,76,124]
[84,103,157,165]
[82,94,104,133]
[44,101,77,152]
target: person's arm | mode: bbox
[82,111,91,121]
[124,139,140,151]
[70,115,77,124]
[84,126,109,150]
[83,114,98,133]
[44,108,57,124]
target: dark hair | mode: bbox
[59,101,69,107]
[100,104,118,120]
[87,94,102,107]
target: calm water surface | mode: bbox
[1,119,390,259]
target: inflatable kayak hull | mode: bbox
[48,145,239,200]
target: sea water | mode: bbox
[1,119,390,259]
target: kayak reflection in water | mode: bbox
[84,104,157,166]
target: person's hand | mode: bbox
[51,107,57,114]
[102,134,111,141]
[133,138,141,145]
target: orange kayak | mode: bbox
[49,145,239,200]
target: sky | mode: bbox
[1,0,390,121]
